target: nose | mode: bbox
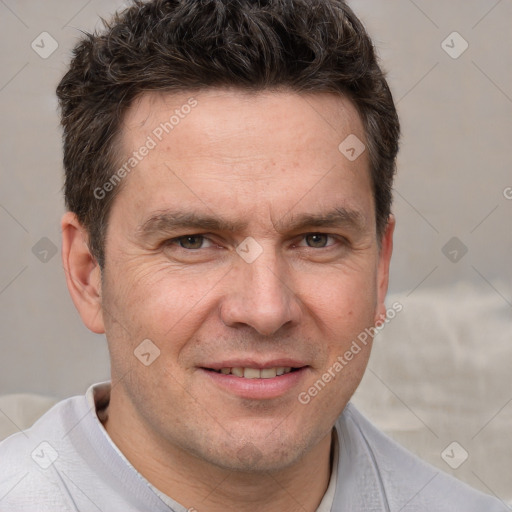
[219,249,302,337]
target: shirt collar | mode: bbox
[333,403,390,511]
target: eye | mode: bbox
[301,233,337,248]
[173,235,213,250]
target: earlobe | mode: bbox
[61,212,105,334]
[374,214,395,325]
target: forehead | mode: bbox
[122,88,365,156]
[113,88,373,233]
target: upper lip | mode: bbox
[201,359,308,370]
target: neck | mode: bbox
[103,389,333,512]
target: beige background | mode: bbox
[0,0,511,504]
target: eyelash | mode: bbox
[165,233,343,251]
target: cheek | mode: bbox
[299,263,378,327]
[102,259,223,350]
[295,263,378,397]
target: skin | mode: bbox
[62,88,394,512]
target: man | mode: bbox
[0,0,505,510]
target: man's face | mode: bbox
[99,89,393,472]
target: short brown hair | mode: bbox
[57,0,400,267]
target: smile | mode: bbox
[208,367,297,378]
[200,365,309,400]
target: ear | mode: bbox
[61,212,105,334]
[374,214,395,324]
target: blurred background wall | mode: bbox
[0,0,511,501]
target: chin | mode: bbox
[207,445,304,474]
[182,424,317,474]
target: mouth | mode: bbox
[204,366,301,379]
[199,363,310,400]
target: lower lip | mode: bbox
[199,367,310,400]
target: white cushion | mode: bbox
[0,394,58,441]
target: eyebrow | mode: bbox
[137,206,367,239]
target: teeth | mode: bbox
[260,368,277,379]
[244,368,261,379]
[215,367,295,378]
